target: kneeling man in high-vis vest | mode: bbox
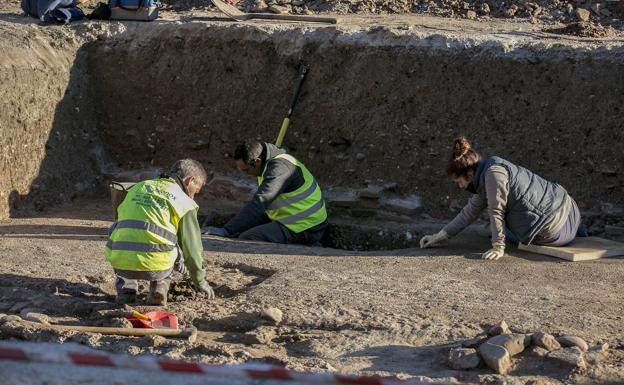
[204,142,328,245]
[105,159,214,305]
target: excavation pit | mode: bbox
[2,19,623,223]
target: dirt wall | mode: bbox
[87,24,624,217]
[2,22,623,220]
[0,25,102,220]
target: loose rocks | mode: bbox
[478,342,511,374]
[245,326,277,345]
[487,333,531,356]
[575,8,590,22]
[547,346,586,368]
[22,312,50,325]
[532,332,561,351]
[556,335,588,352]
[462,335,488,348]
[260,307,283,325]
[105,317,133,328]
[488,320,510,336]
[526,345,549,357]
[448,347,480,370]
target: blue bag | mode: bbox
[108,0,159,21]
[21,0,75,19]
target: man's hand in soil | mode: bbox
[197,280,215,299]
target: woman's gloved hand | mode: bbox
[419,230,450,248]
[482,244,505,260]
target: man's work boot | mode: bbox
[146,279,170,306]
[115,291,136,305]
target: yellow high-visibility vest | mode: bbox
[258,154,327,233]
[105,178,197,271]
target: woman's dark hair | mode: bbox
[446,136,481,178]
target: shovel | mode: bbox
[15,318,198,342]
[211,0,339,24]
[125,311,179,330]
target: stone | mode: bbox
[9,302,30,313]
[565,3,573,14]
[245,326,277,345]
[448,347,480,370]
[547,347,586,368]
[487,333,531,356]
[575,8,590,21]
[585,343,609,364]
[590,342,609,353]
[260,307,283,324]
[503,4,518,17]
[20,308,43,318]
[488,320,510,336]
[140,335,167,347]
[355,153,365,161]
[556,336,588,352]
[526,345,549,357]
[462,335,488,348]
[22,312,50,325]
[532,332,561,351]
[105,317,133,328]
[4,315,22,323]
[600,8,611,16]
[325,189,360,208]
[292,0,305,5]
[359,184,384,199]
[478,343,511,374]
[268,4,289,13]
[379,195,422,215]
[479,3,490,14]
[466,10,477,19]
[0,302,11,311]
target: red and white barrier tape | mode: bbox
[0,342,483,385]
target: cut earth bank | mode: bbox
[1,11,624,385]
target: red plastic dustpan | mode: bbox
[126,311,179,330]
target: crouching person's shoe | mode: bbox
[115,292,136,305]
[146,279,170,306]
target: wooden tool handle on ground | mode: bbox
[50,324,197,341]
[249,14,339,24]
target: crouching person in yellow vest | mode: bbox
[204,142,328,245]
[105,159,215,305]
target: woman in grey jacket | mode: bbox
[420,137,581,260]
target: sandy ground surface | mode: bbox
[1,199,623,384]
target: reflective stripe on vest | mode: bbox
[106,240,176,253]
[114,220,178,244]
[258,154,327,233]
[105,178,198,272]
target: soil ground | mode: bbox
[1,0,624,383]
[1,199,623,384]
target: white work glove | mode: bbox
[197,280,215,300]
[174,256,188,276]
[419,230,450,249]
[482,244,505,260]
[202,226,229,237]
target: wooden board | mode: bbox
[518,237,624,262]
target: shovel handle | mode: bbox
[49,324,197,340]
[249,14,339,24]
